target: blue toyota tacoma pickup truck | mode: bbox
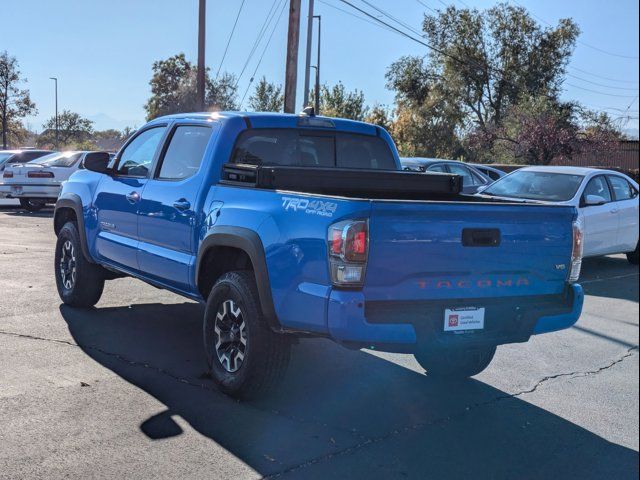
[53,111,584,398]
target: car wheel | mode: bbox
[627,243,639,265]
[20,198,45,212]
[414,345,497,379]
[55,221,105,307]
[203,271,291,399]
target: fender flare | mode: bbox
[54,194,94,263]
[196,226,280,330]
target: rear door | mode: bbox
[137,123,216,291]
[94,125,167,271]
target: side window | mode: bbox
[608,176,637,201]
[583,176,612,203]
[115,127,165,177]
[428,164,448,173]
[448,164,475,186]
[157,125,212,180]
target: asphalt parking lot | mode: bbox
[0,204,638,480]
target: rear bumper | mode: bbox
[327,284,584,353]
[0,183,61,199]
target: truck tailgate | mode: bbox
[364,201,576,301]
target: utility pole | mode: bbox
[49,77,58,150]
[197,0,206,111]
[302,0,314,108]
[284,0,301,113]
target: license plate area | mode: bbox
[444,307,485,332]
[11,186,23,195]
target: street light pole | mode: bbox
[49,77,58,149]
[313,15,321,114]
[302,0,315,108]
[197,0,206,111]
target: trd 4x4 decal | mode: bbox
[282,196,337,217]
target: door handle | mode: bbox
[126,191,140,203]
[173,199,191,211]
[610,208,619,214]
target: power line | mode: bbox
[235,0,282,89]
[566,72,639,91]
[360,0,424,37]
[317,0,397,32]
[216,0,246,78]
[569,65,638,85]
[565,82,639,98]
[509,0,639,60]
[240,0,289,108]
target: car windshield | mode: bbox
[31,152,81,168]
[482,170,584,202]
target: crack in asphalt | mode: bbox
[1,328,637,479]
[261,345,639,479]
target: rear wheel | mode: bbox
[20,198,45,212]
[203,271,290,399]
[55,222,105,307]
[415,345,497,379]
[627,243,639,265]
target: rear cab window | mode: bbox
[230,129,396,170]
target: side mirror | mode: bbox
[83,152,112,174]
[584,194,607,207]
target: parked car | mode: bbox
[0,149,54,199]
[401,158,491,193]
[54,112,584,398]
[469,163,507,181]
[0,151,107,211]
[478,166,639,264]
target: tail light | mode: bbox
[569,219,583,283]
[3,171,13,178]
[28,171,54,178]
[328,219,369,286]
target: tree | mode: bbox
[364,104,393,132]
[37,110,94,149]
[314,82,368,120]
[248,77,284,112]
[472,96,621,165]
[0,51,37,149]
[385,4,579,157]
[144,53,238,120]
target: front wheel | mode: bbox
[414,345,497,379]
[203,271,291,399]
[20,198,45,212]
[627,243,639,265]
[55,222,105,307]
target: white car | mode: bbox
[479,166,639,264]
[0,151,94,211]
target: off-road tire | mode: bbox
[415,345,497,379]
[204,271,290,399]
[55,221,105,307]
[20,198,45,212]
[627,243,639,265]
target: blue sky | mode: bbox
[3,0,639,135]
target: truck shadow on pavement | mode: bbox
[59,303,638,479]
[580,256,639,304]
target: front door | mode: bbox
[607,175,640,252]
[581,175,617,257]
[94,126,167,271]
[137,123,215,291]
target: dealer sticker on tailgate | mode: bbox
[444,307,485,332]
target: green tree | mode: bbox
[144,53,238,120]
[385,3,579,157]
[314,82,368,120]
[364,104,393,132]
[0,51,37,149]
[248,77,284,112]
[37,110,94,149]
